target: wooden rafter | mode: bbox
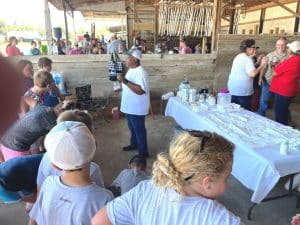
[246,0,296,13]
[259,8,266,34]
[294,0,300,32]
[270,0,300,18]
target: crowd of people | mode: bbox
[228,37,300,126]
[0,48,246,225]
[1,34,300,224]
[66,33,127,56]
[4,32,210,57]
[3,32,128,57]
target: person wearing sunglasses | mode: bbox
[92,131,243,225]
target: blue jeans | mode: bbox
[0,154,43,192]
[231,95,252,111]
[258,82,274,116]
[125,114,148,156]
[274,93,293,125]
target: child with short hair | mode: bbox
[37,57,53,75]
[109,155,148,196]
[20,70,53,115]
[92,131,243,225]
[18,59,34,94]
[29,121,113,225]
[38,57,64,107]
[36,109,104,190]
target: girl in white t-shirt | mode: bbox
[92,131,244,225]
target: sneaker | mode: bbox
[122,145,137,151]
[0,185,21,203]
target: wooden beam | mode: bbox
[154,0,158,48]
[259,8,266,34]
[228,0,235,34]
[294,0,300,33]
[222,16,230,22]
[44,0,53,54]
[246,0,295,13]
[62,0,69,46]
[269,0,300,18]
[64,0,74,11]
[221,15,294,27]
[228,9,235,34]
[211,0,222,52]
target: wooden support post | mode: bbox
[294,0,300,33]
[259,8,266,34]
[44,0,53,54]
[229,8,236,34]
[91,22,95,39]
[62,0,69,50]
[154,0,158,50]
[211,0,222,53]
[121,17,125,38]
[228,0,236,34]
[71,11,76,42]
[202,37,207,54]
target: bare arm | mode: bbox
[21,191,37,203]
[92,207,113,225]
[20,96,37,116]
[28,219,37,225]
[117,75,145,95]
[258,66,267,86]
[248,56,268,78]
[27,186,41,225]
[19,97,29,116]
[248,63,265,78]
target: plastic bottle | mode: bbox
[53,72,65,94]
[217,88,231,106]
[178,75,190,102]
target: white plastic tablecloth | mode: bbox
[165,97,300,203]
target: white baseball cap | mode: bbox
[130,50,142,60]
[45,121,96,170]
[287,41,300,53]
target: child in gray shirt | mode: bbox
[110,155,149,196]
[29,121,113,225]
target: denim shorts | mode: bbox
[0,154,43,192]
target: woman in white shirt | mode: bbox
[92,131,244,225]
[227,39,267,110]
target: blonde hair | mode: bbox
[33,71,53,88]
[152,132,234,195]
[57,109,93,132]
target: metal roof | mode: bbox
[49,0,298,14]
[48,0,300,23]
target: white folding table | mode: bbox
[165,97,300,219]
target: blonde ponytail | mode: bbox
[152,132,234,196]
[152,153,184,195]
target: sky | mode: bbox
[0,0,85,29]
